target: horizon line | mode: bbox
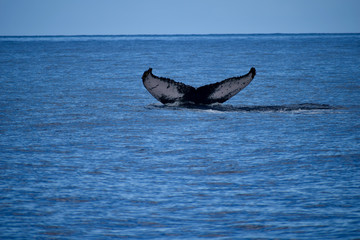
[0,32,359,38]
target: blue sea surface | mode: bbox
[0,34,360,239]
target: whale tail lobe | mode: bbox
[142,67,256,104]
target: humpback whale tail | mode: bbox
[142,67,256,105]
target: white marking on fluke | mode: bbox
[142,67,256,104]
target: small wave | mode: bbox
[147,103,338,113]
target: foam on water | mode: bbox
[148,102,337,113]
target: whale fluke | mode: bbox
[142,67,256,104]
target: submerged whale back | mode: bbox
[142,68,256,104]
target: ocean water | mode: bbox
[0,34,359,239]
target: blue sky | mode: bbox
[0,0,359,35]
